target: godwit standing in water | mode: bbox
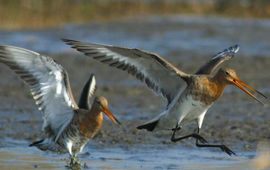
[0,45,120,165]
[63,39,266,155]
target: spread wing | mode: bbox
[63,39,189,104]
[78,74,96,110]
[196,45,239,75]
[0,45,78,140]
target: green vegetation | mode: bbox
[1,0,270,29]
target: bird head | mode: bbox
[94,96,121,125]
[218,68,266,104]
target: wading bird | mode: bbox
[63,39,266,156]
[0,45,120,166]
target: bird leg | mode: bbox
[171,126,181,131]
[69,155,81,168]
[195,128,236,156]
[170,124,208,144]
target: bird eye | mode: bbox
[225,71,229,75]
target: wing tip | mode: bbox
[78,73,97,109]
[230,44,240,53]
[212,44,240,60]
[137,120,159,131]
[88,73,97,93]
[87,73,96,85]
[0,45,16,50]
[0,45,40,56]
[89,73,95,79]
[61,38,80,45]
[29,139,44,147]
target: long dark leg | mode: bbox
[170,124,207,144]
[195,128,236,156]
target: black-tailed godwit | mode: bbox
[0,45,120,165]
[63,39,266,155]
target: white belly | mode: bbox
[156,95,210,130]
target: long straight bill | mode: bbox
[237,79,267,99]
[103,108,121,125]
[233,79,265,105]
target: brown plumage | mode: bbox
[187,68,239,105]
[77,97,109,138]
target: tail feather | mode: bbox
[29,139,44,147]
[137,110,168,131]
[137,119,159,131]
[29,138,65,153]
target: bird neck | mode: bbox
[212,71,229,87]
[89,105,104,126]
[208,74,228,98]
[187,76,227,105]
[78,109,103,138]
[89,105,102,116]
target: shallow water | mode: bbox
[0,140,267,170]
[1,15,270,57]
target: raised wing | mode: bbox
[0,45,78,140]
[78,74,96,110]
[63,39,189,104]
[196,45,239,75]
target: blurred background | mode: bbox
[0,0,269,169]
[1,0,270,29]
[1,0,270,55]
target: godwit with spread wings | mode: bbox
[63,39,266,155]
[0,45,120,166]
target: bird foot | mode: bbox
[66,156,81,169]
[220,145,236,156]
[196,142,236,156]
